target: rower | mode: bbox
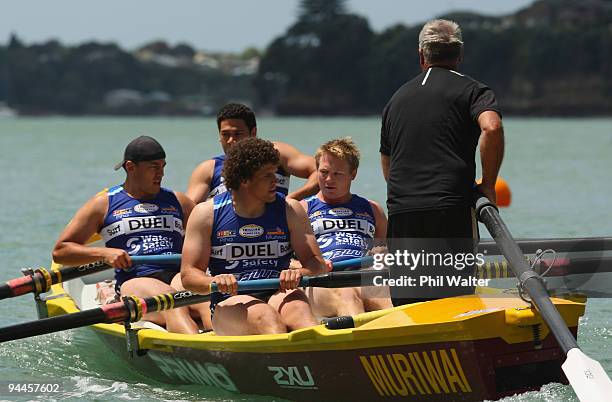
[297,138,393,317]
[52,136,207,334]
[181,137,328,336]
[186,102,319,203]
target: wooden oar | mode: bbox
[0,268,386,343]
[0,254,181,300]
[475,195,612,401]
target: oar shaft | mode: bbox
[479,237,612,254]
[0,254,182,300]
[332,256,374,271]
[209,269,386,292]
[476,198,579,353]
[0,308,109,342]
[0,268,386,343]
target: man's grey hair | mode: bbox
[418,19,463,64]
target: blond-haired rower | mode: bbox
[297,138,392,317]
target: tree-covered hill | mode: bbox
[256,0,612,115]
[1,0,610,116]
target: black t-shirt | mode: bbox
[380,67,501,215]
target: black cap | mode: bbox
[114,136,166,170]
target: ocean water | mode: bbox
[0,116,611,401]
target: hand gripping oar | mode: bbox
[0,254,182,300]
[0,268,387,343]
[0,254,372,300]
[475,195,612,401]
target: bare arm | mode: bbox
[286,198,328,275]
[274,141,319,200]
[186,159,215,204]
[52,194,131,268]
[478,111,504,203]
[369,200,388,247]
[174,191,196,224]
[381,154,390,182]
[180,201,219,294]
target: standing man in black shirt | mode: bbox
[379,19,504,305]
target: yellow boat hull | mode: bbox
[46,268,584,401]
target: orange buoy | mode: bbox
[476,177,512,207]
[495,177,511,207]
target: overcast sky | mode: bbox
[2,0,535,52]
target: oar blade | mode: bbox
[562,348,612,402]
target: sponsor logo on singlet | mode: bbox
[209,183,227,198]
[323,248,364,260]
[112,208,132,217]
[126,234,175,255]
[317,234,334,249]
[309,210,323,219]
[211,240,291,260]
[328,207,353,217]
[266,227,286,236]
[134,203,160,213]
[239,224,264,238]
[355,211,373,219]
[217,230,236,238]
[276,173,290,189]
[101,215,184,241]
[312,218,375,237]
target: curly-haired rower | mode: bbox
[222,137,280,191]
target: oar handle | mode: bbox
[207,256,376,292]
[0,283,11,299]
[475,195,579,353]
[209,268,386,293]
[130,254,181,265]
[0,269,389,343]
[0,254,182,301]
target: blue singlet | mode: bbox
[305,194,376,265]
[208,191,292,311]
[100,185,184,290]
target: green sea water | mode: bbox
[0,116,611,401]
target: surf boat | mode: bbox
[33,240,602,401]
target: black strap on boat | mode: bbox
[121,295,148,358]
[21,267,49,318]
[322,316,355,330]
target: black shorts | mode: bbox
[210,290,277,318]
[387,207,478,305]
[387,206,477,238]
